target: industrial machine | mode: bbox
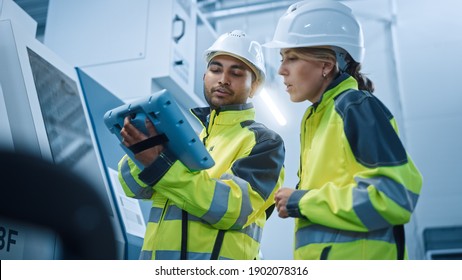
[0,0,128,259]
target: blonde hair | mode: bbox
[291,47,337,68]
[288,47,375,93]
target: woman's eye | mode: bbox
[280,56,297,62]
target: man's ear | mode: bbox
[249,81,259,98]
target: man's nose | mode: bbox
[218,73,230,85]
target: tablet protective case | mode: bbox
[104,89,214,171]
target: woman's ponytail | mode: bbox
[344,54,375,93]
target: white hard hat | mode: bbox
[263,0,365,63]
[204,30,266,85]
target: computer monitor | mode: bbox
[27,48,118,211]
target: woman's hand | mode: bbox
[274,187,295,218]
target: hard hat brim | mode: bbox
[206,51,265,84]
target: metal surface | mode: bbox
[13,0,48,37]
[13,0,293,37]
[201,0,293,21]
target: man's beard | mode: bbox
[203,87,216,110]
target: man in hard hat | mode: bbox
[118,30,285,260]
[264,0,422,259]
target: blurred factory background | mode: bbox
[1,0,461,260]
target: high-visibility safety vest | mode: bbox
[286,73,422,260]
[118,103,285,260]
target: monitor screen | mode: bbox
[27,48,113,216]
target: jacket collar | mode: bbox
[191,103,255,128]
[312,72,358,111]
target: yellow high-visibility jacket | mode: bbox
[118,103,285,260]
[287,73,422,260]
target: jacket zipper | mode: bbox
[298,106,316,187]
[160,199,169,221]
[154,199,170,239]
[202,109,219,147]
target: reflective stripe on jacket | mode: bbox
[287,73,422,260]
[118,103,285,260]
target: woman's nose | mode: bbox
[278,65,287,76]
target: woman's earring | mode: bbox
[322,72,327,78]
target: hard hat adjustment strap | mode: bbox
[334,47,349,72]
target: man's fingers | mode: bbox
[145,118,158,136]
[121,116,148,146]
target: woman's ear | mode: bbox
[323,61,335,76]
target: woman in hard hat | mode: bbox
[264,0,422,259]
